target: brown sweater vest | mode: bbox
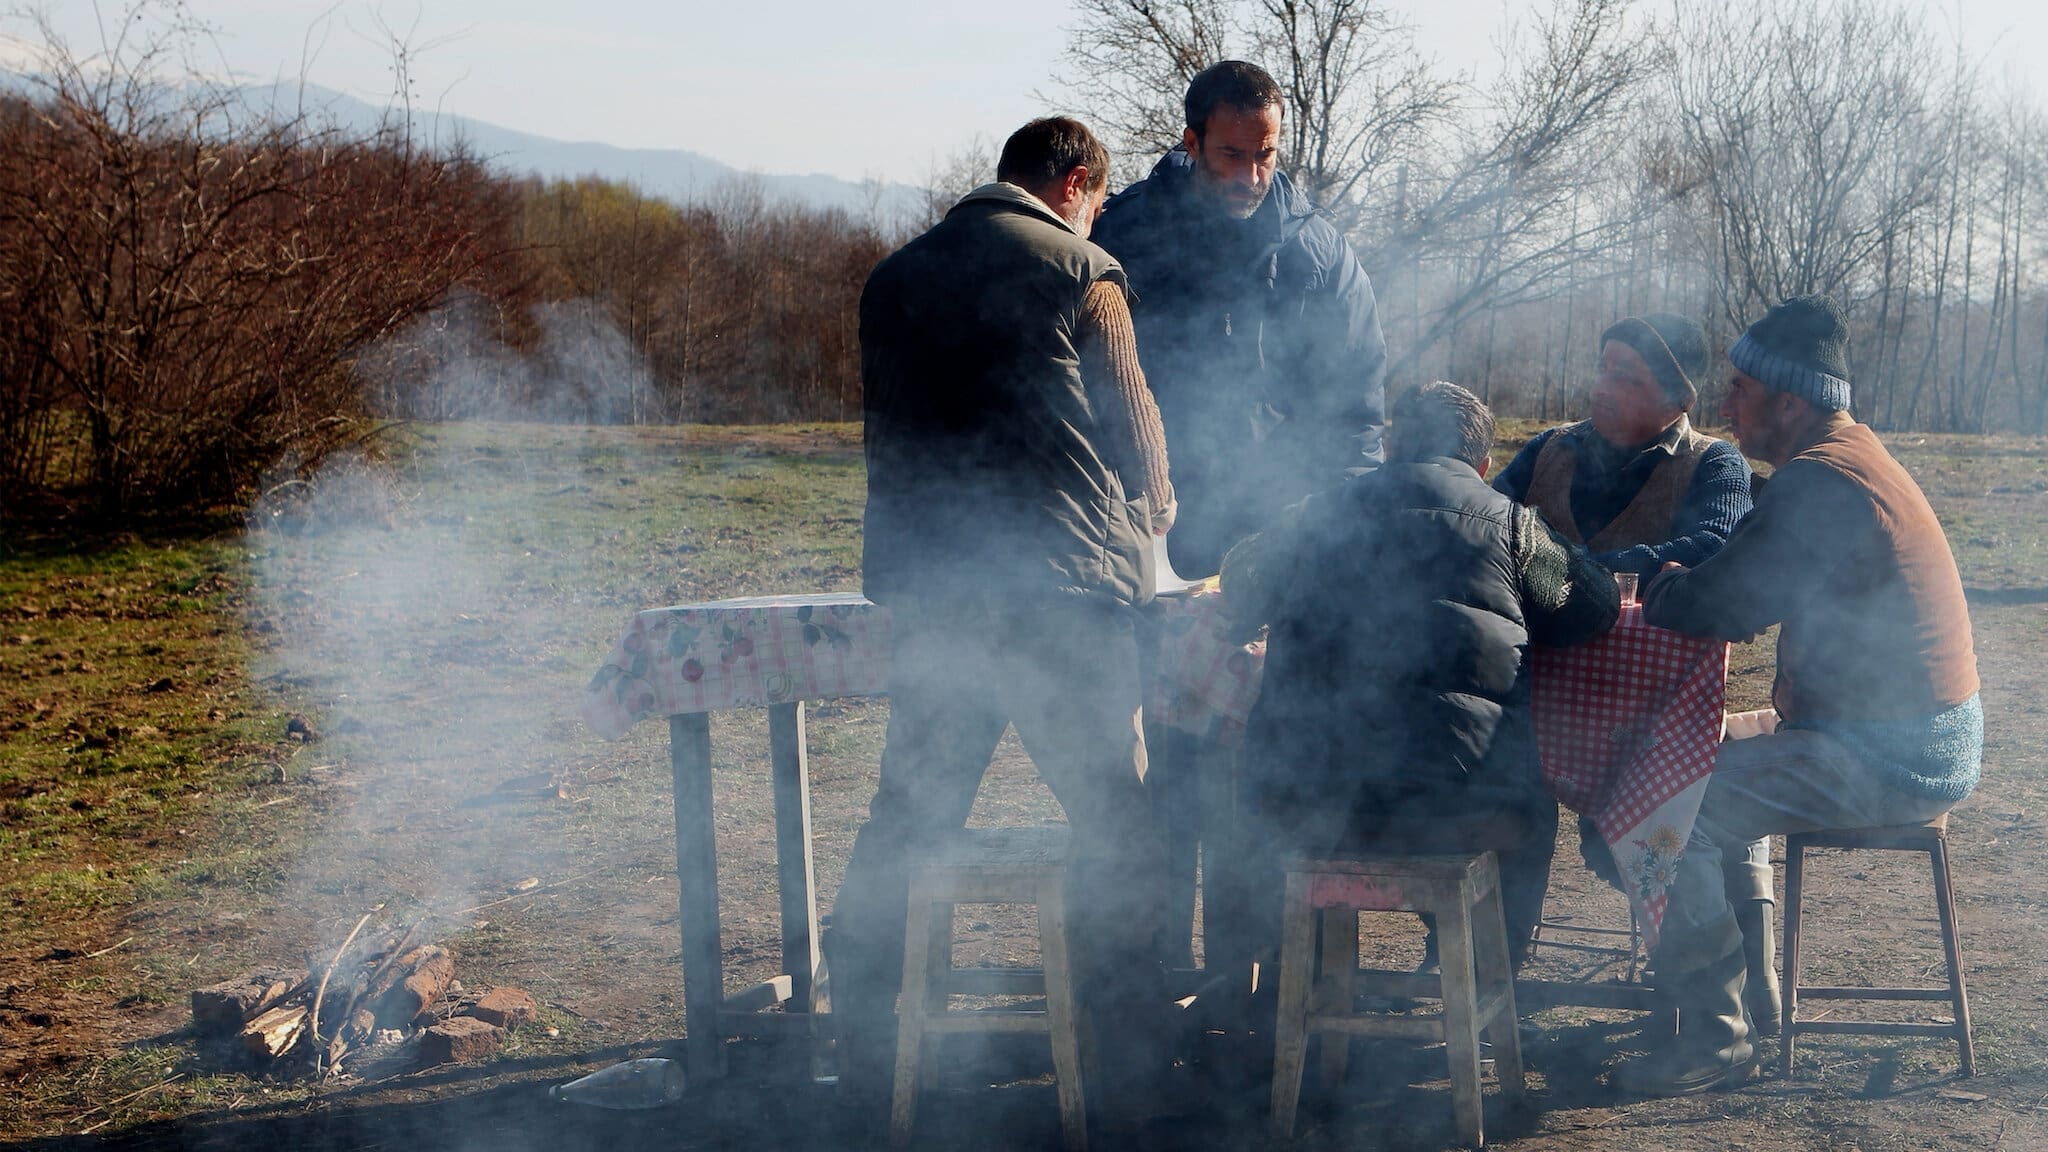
[1775,418,1979,721]
[1525,419,1714,549]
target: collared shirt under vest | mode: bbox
[1524,417,1717,551]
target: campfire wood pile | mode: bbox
[191,928,539,1078]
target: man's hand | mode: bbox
[1641,561,1687,605]
[1152,497,1177,537]
[1648,561,1759,642]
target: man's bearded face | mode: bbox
[1184,103,1282,220]
[1066,183,1107,239]
[1719,370,1804,465]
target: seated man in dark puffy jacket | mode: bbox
[1222,382,1620,970]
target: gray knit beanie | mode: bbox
[1728,295,1852,412]
[1601,313,1708,410]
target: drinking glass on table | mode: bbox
[1614,572,1639,606]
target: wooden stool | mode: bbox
[1270,852,1527,1148]
[890,827,1086,1151]
[1782,812,1973,1077]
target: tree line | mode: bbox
[1058,0,2048,434]
[7,0,2047,527]
[364,176,890,427]
[0,11,891,524]
[447,0,2048,438]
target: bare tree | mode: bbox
[1374,0,1653,376]
[915,135,998,231]
[1244,0,1457,233]
[1662,0,1949,330]
[1049,0,1233,180]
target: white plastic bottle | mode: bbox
[548,1058,685,1109]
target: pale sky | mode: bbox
[18,0,2048,185]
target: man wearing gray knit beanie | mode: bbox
[1490,311,1770,1031]
[1628,295,1983,1096]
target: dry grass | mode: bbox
[1,420,2044,1150]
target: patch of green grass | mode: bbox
[0,535,303,922]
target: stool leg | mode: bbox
[1472,864,1526,1105]
[1929,838,1975,1077]
[890,877,937,1146]
[1038,880,1088,1152]
[1316,909,1359,1092]
[920,903,953,1094]
[1269,872,1317,1140]
[1780,838,1806,1079]
[1438,879,1487,1148]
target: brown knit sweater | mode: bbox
[1078,279,1172,510]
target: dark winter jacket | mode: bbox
[860,183,1154,609]
[1223,458,1619,854]
[1091,149,1388,576]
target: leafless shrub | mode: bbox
[0,8,521,525]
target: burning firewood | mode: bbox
[191,969,307,1032]
[193,914,536,1080]
[241,1005,309,1058]
[366,945,455,1028]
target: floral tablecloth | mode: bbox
[581,591,1264,744]
[1531,604,1729,943]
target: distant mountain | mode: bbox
[0,70,923,222]
[240,81,926,221]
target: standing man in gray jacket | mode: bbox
[832,116,1178,1131]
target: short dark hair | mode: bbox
[996,117,1110,194]
[1390,381,1495,467]
[1184,60,1283,139]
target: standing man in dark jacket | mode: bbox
[1092,59,1389,971]
[1092,59,1389,579]
[833,116,1178,1127]
[1222,383,1620,968]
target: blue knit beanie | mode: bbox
[1728,295,1852,412]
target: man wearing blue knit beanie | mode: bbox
[1625,294,1983,1095]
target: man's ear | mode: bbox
[1064,164,1092,202]
[1182,126,1200,158]
[1478,453,1493,480]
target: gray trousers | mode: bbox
[1656,725,1953,974]
[830,597,1170,1081]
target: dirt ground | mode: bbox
[3,423,2046,1151]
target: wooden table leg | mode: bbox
[670,712,727,1079]
[769,702,822,1013]
[1197,741,1262,1029]
[1147,722,1199,971]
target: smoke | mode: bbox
[357,295,664,426]
[243,301,677,977]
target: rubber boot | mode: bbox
[1613,945,1757,1097]
[1735,899,1782,1038]
[819,928,895,1129]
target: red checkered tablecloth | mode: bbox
[1144,589,1263,745]
[581,591,1264,743]
[1531,604,1729,941]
